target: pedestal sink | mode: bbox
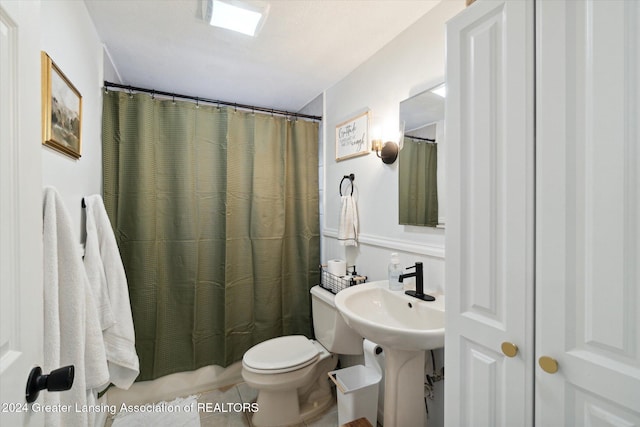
[334,280,444,427]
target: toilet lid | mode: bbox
[243,335,319,372]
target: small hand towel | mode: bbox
[43,187,109,427]
[83,194,140,389]
[338,195,359,246]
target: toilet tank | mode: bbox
[310,285,363,355]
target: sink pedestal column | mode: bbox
[382,347,426,427]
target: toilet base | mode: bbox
[248,354,337,427]
[250,387,334,427]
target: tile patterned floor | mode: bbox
[198,382,340,427]
[106,382,340,427]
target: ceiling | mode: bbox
[84,0,441,113]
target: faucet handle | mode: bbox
[405,261,423,271]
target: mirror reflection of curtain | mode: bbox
[399,137,438,227]
[102,92,320,381]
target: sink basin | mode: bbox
[334,280,444,351]
[334,280,445,426]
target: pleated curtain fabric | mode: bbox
[102,91,320,381]
[398,138,438,227]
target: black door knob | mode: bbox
[25,365,74,403]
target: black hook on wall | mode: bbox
[339,173,355,196]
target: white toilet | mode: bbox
[241,285,363,427]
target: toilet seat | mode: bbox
[243,335,319,374]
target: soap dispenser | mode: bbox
[388,253,403,291]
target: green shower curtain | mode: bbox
[399,138,438,226]
[102,91,320,381]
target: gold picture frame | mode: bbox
[41,51,82,159]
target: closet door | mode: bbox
[444,1,534,426]
[536,0,640,424]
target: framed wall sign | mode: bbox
[41,51,82,159]
[335,110,370,161]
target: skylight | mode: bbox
[208,0,268,37]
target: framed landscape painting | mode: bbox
[41,51,82,159]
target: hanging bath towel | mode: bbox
[83,194,140,390]
[43,187,110,427]
[338,195,359,246]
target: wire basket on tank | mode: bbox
[318,264,367,294]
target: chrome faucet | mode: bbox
[399,262,435,301]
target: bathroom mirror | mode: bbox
[398,82,445,227]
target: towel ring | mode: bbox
[339,174,355,196]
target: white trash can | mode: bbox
[329,365,382,426]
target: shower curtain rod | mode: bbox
[405,135,436,143]
[103,81,323,122]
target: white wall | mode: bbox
[322,4,465,425]
[40,0,105,242]
[103,46,122,85]
[322,0,465,294]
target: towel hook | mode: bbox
[339,173,355,196]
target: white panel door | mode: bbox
[536,0,640,424]
[0,0,43,425]
[444,1,534,426]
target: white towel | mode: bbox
[338,195,359,246]
[83,202,116,331]
[83,194,140,389]
[43,187,110,427]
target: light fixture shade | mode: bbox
[371,139,383,152]
[398,120,406,151]
[207,0,269,37]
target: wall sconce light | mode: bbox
[372,139,399,164]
